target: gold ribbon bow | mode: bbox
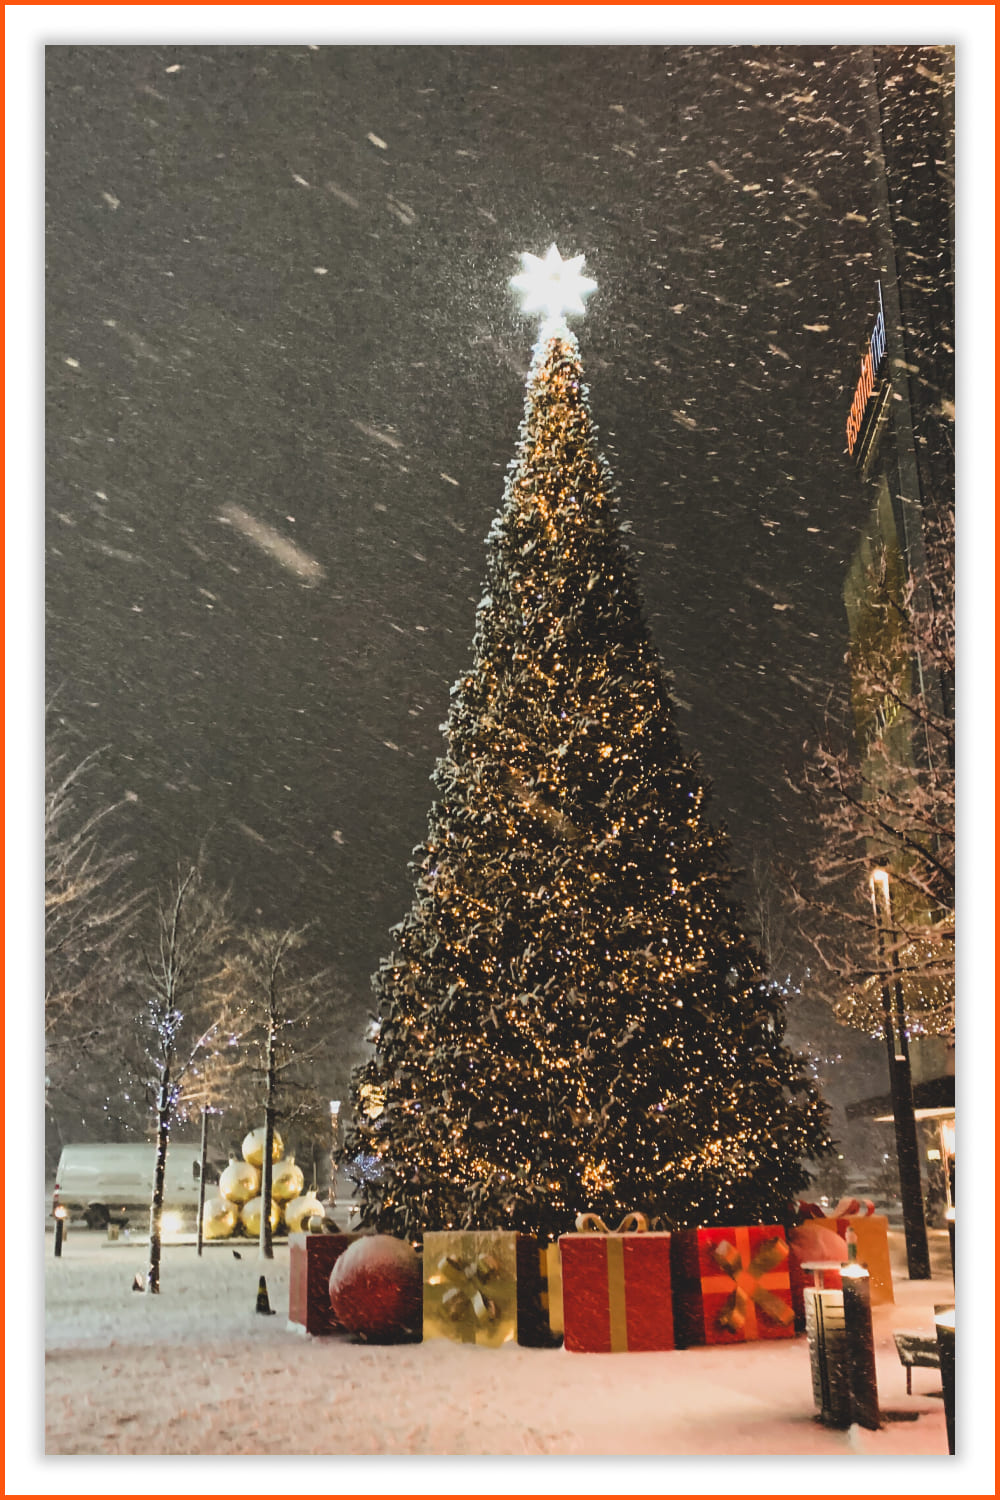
[702,1229,793,1337]
[436,1252,501,1325]
[574,1211,650,1234]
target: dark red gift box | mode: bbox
[288,1232,361,1335]
[671,1224,796,1346]
[559,1229,675,1352]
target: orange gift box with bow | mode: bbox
[821,1210,894,1305]
[671,1225,796,1346]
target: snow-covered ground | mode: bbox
[17,1223,988,1492]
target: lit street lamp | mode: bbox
[869,869,931,1279]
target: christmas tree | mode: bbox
[344,247,831,1239]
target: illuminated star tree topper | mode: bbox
[510,243,597,335]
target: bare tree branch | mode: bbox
[231,925,343,1257]
[45,742,142,1052]
[130,862,244,1292]
[787,497,954,1042]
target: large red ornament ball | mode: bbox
[329,1235,422,1342]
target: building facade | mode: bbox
[840,48,955,1221]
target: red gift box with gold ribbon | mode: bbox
[559,1213,676,1353]
[288,1231,361,1335]
[671,1225,796,1346]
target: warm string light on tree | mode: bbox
[835,907,954,1039]
[341,246,831,1238]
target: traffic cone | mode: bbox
[256,1274,275,1316]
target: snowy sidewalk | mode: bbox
[39,1228,958,1463]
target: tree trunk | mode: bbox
[872,885,931,1279]
[147,1072,171,1293]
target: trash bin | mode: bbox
[804,1285,852,1426]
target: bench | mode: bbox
[893,1330,941,1394]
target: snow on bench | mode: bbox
[892,1330,941,1395]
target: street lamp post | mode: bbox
[53,1204,68,1257]
[869,869,931,1279]
[196,1103,210,1258]
[329,1099,341,1206]
[934,1306,956,1453]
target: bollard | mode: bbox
[945,1207,955,1277]
[841,1263,881,1431]
[53,1207,68,1258]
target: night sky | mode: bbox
[42,41,945,1093]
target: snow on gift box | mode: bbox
[670,1225,796,1347]
[559,1213,676,1353]
[329,1235,423,1343]
[422,1230,561,1347]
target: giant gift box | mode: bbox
[288,1231,362,1335]
[671,1225,796,1346]
[559,1213,675,1353]
[422,1230,559,1347]
[822,1206,893,1305]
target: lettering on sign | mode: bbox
[846,283,887,455]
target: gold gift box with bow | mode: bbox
[423,1230,560,1347]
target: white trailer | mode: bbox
[52,1142,213,1230]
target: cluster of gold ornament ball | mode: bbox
[201,1128,326,1240]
